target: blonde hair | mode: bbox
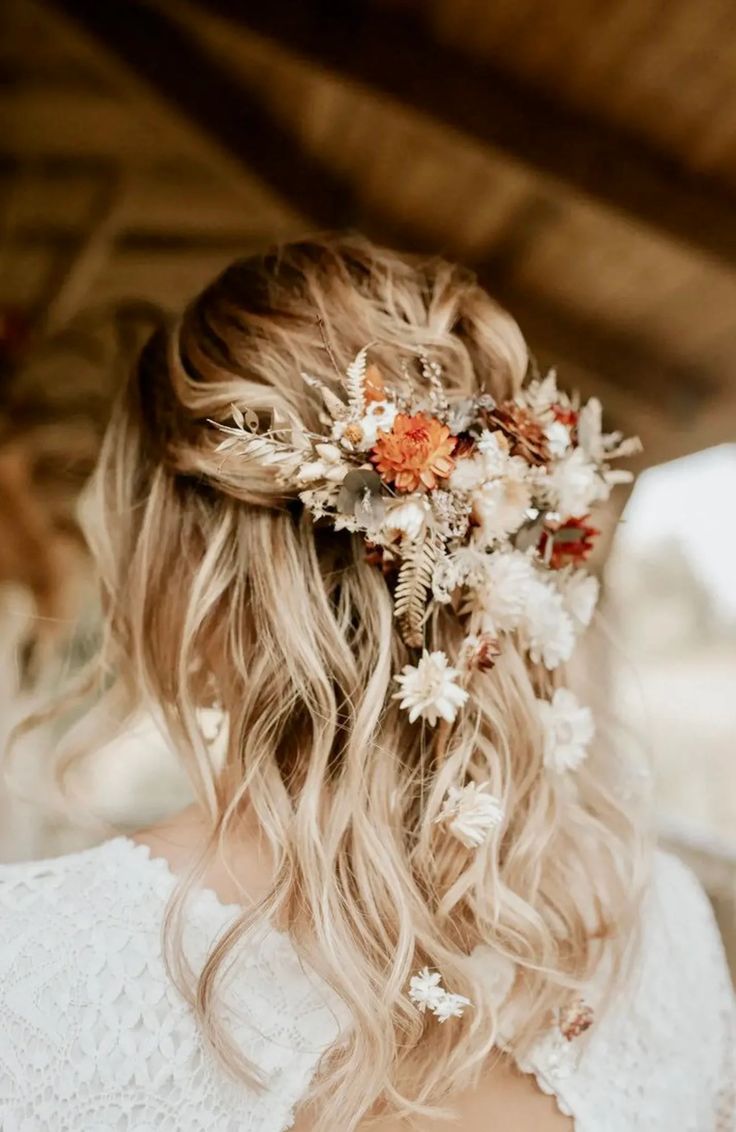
[59,236,645,1126]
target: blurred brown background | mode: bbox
[0,0,734,966]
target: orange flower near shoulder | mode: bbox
[372,412,457,492]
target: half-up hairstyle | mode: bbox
[63,235,646,1128]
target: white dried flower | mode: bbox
[522,369,561,415]
[548,447,607,518]
[446,545,493,588]
[408,967,472,1022]
[408,967,446,1013]
[296,442,350,485]
[383,497,430,542]
[435,781,504,849]
[523,582,576,669]
[538,687,595,773]
[472,463,532,546]
[576,397,605,461]
[472,549,536,633]
[476,428,512,470]
[393,650,469,726]
[545,419,572,457]
[358,400,398,447]
[560,570,600,629]
[331,400,398,451]
[449,451,487,493]
[433,992,472,1022]
[299,484,341,518]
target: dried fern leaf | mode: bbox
[393,534,437,648]
[345,346,369,417]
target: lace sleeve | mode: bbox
[716,995,736,1131]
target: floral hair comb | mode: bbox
[212,342,638,740]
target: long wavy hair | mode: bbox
[51,235,646,1127]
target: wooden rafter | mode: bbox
[194,0,736,272]
[42,0,728,463]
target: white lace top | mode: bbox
[0,838,733,1131]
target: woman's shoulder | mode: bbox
[0,837,344,1132]
[515,849,734,1129]
[646,848,734,1009]
[0,836,170,923]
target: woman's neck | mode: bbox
[130,803,276,909]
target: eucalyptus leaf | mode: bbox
[337,469,383,515]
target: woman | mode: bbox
[0,236,733,1131]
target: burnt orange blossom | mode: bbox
[371,412,457,492]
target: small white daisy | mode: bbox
[538,687,595,773]
[382,497,430,542]
[435,781,505,849]
[545,419,572,457]
[408,967,446,1013]
[548,447,606,518]
[472,463,532,546]
[523,582,576,670]
[433,992,472,1022]
[473,548,536,633]
[393,650,469,726]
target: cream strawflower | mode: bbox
[476,428,512,472]
[448,451,487,493]
[545,419,572,457]
[473,549,536,633]
[449,429,517,494]
[296,442,350,484]
[446,545,494,588]
[393,650,469,726]
[538,687,595,772]
[382,497,430,542]
[523,581,576,669]
[435,781,504,849]
[408,967,445,1013]
[560,570,600,629]
[548,447,607,518]
[472,469,532,545]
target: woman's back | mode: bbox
[0,831,732,1130]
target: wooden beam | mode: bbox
[43,0,362,229]
[43,0,722,464]
[191,0,736,272]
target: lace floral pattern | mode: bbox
[521,853,736,1131]
[0,840,733,1130]
[0,838,343,1131]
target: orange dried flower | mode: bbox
[371,412,457,492]
[364,363,386,403]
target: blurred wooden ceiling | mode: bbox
[2,0,736,469]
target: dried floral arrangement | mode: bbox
[211,339,640,1028]
[212,342,639,746]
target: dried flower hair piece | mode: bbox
[210,343,639,770]
[408,967,472,1022]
